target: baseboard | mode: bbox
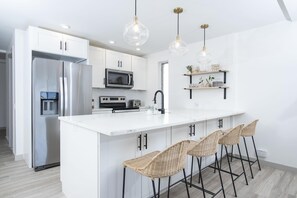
[233,154,297,173]
[14,154,23,161]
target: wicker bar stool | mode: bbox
[230,120,261,179]
[122,140,191,198]
[187,130,225,198]
[218,124,248,197]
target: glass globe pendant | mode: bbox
[198,24,211,71]
[168,7,188,56]
[123,0,149,46]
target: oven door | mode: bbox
[105,69,134,89]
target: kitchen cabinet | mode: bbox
[89,46,106,88]
[132,56,147,90]
[29,26,88,59]
[100,128,169,198]
[184,70,229,99]
[106,50,132,71]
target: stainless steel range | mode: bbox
[99,96,140,113]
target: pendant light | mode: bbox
[168,7,188,56]
[198,24,211,70]
[123,0,149,46]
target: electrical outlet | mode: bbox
[256,149,268,158]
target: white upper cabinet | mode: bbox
[105,50,131,71]
[89,46,106,88]
[29,26,88,59]
[131,56,147,90]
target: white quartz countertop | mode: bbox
[59,109,244,136]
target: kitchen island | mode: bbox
[59,109,244,198]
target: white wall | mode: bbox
[146,21,297,168]
[0,59,6,128]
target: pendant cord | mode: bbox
[177,13,180,36]
[203,28,206,48]
[135,0,137,16]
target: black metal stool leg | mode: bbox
[152,179,157,198]
[167,176,171,198]
[220,144,224,169]
[197,157,206,198]
[252,136,261,170]
[190,156,194,187]
[243,137,254,178]
[122,167,126,198]
[225,145,237,197]
[183,168,190,198]
[158,178,161,198]
[237,144,248,185]
[197,157,201,184]
[230,145,234,162]
[215,153,226,198]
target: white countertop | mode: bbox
[59,109,244,136]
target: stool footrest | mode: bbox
[231,155,258,165]
[181,180,222,197]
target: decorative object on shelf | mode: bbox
[169,7,189,56]
[205,75,215,87]
[123,0,149,46]
[186,65,193,74]
[211,64,221,71]
[193,66,200,73]
[198,24,211,71]
[212,81,224,87]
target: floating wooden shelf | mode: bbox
[184,86,229,90]
[183,70,229,76]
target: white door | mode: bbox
[63,35,88,59]
[37,28,63,55]
[89,46,106,88]
[141,128,169,198]
[132,56,147,90]
[106,50,132,71]
[100,133,142,198]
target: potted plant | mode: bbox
[186,65,193,74]
[205,75,215,87]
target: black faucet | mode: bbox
[153,90,165,114]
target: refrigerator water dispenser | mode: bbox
[40,92,59,115]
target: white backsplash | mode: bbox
[92,88,147,109]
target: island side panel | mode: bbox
[60,121,99,198]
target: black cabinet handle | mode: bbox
[65,42,67,51]
[189,125,193,136]
[193,124,196,136]
[143,134,148,149]
[218,119,223,128]
[60,41,62,50]
[118,60,120,67]
[137,134,142,151]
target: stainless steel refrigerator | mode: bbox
[32,57,92,171]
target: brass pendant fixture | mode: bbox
[198,24,211,70]
[168,7,189,56]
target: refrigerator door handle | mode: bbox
[63,77,68,115]
[59,77,64,116]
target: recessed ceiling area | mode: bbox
[0,0,293,56]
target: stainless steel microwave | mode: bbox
[105,68,134,89]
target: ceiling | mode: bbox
[0,0,293,56]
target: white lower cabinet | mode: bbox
[100,128,169,198]
[100,133,142,198]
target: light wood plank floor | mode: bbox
[1,130,296,198]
